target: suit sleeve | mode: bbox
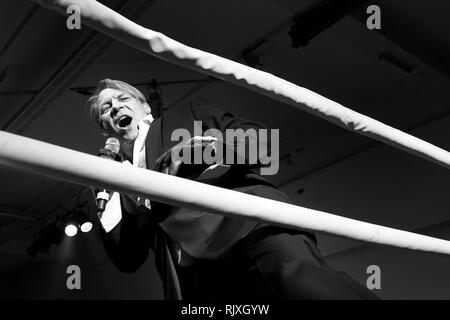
[98,201,181,298]
[98,197,157,273]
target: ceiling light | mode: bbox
[80,221,93,233]
[64,224,78,237]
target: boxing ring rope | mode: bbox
[30,0,450,170]
[1,130,450,255]
[0,0,444,254]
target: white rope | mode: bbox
[31,0,450,169]
[1,130,450,255]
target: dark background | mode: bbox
[0,0,449,299]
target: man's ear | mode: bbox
[144,102,151,114]
[100,124,109,137]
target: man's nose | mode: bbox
[110,100,122,117]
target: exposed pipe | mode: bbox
[3,0,154,134]
[0,4,39,60]
[0,212,37,222]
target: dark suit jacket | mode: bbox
[99,97,290,299]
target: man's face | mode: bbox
[97,88,150,145]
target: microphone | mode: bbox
[96,137,120,212]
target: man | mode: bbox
[89,78,378,300]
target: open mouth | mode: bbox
[117,115,132,128]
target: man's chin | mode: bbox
[119,132,138,145]
[111,125,136,144]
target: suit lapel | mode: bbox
[162,100,196,148]
[145,101,196,171]
[145,117,163,171]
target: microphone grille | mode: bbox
[105,137,120,154]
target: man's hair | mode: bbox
[87,79,147,131]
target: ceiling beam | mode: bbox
[0,4,39,61]
[277,110,450,188]
[2,0,154,134]
[167,0,369,109]
[242,0,369,66]
[0,212,37,222]
[351,11,450,79]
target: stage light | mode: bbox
[80,221,93,233]
[26,206,95,257]
[72,210,94,234]
[63,210,94,236]
[62,213,81,237]
[64,224,78,237]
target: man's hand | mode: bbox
[155,136,218,176]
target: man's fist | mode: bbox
[154,136,218,176]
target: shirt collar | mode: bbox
[138,113,154,129]
[132,113,154,167]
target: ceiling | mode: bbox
[0,0,449,297]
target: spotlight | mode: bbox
[74,210,94,234]
[63,213,81,237]
[26,204,94,257]
[62,210,94,237]
[64,224,78,237]
[80,221,93,233]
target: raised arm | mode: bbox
[189,98,278,175]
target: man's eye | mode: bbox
[101,105,111,114]
[119,96,129,102]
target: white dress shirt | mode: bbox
[98,113,154,232]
